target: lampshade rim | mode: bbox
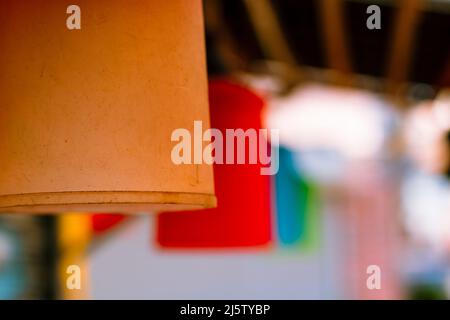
[0,191,217,214]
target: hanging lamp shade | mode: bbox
[157,80,272,248]
[0,0,215,213]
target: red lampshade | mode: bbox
[157,80,272,248]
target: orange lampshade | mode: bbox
[0,0,215,213]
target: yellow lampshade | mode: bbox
[0,0,216,213]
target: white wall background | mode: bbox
[90,208,347,299]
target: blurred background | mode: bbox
[1,0,450,299]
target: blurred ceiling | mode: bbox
[204,0,450,95]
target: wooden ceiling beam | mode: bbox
[385,0,424,92]
[318,0,353,76]
[243,0,297,66]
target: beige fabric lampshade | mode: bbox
[0,0,216,213]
